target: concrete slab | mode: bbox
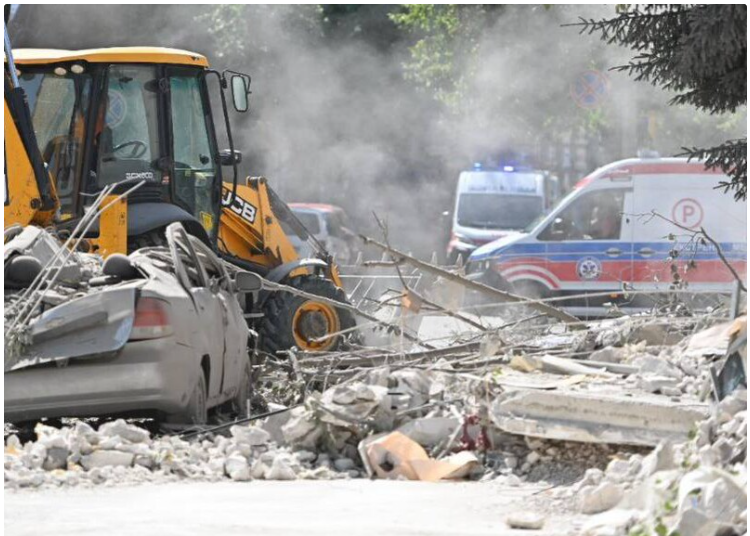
[490,388,709,447]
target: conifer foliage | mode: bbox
[578,5,747,200]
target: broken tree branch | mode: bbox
[373,213,488,333]
[646,210,746,293]
[359,235,580,325]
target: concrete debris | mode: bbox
[505,511,546,530]
[589,386,747,536]
[4,298,745,535]
[396,417,459,447]
[579,481,625,514]
[490,388,708,447]
[80,450,135,470]
[580,509,641,536]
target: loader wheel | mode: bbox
[260,275,358,354]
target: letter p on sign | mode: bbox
[672,198,703,229]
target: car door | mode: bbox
[537,186,634,304]
[166,224,226,402]
[191,237,249,398]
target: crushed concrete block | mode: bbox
[282,407,323,448]
[260,403,291,444]
[630,323,682,346]
[525,451,541,465]
[490,388,708,446]
[230,425,271,446]
[266,456,298,480]
[80,450,134,470]
[250,459,270,479]
[588,346,626,363]
[604,459,630,483]
[639,442,675,477]
[294,450,317,464]
[74,422,100,445]
[224,454,251,481]
[333,458,356,472]
[24,443,47,470]
[717,389,747,420]
[638,375,681,394]
[98,419,150,443]
[396,417,459,447]
[677,467,747,533]
[97,436,124,450]
[42,447,69,471]
[134,455,154,470]
[506,512,545,530]
[580,482,624,514]
[634,355,683,379]
[318,382,393,430]
[578,468,604,489]
[581,509,640,536]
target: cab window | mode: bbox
[96,65,162,187]
[18,69,92,219]
[169,72,219,235]
[539,190,626,241]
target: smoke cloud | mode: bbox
[11,5,745,257]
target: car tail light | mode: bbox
[129,297,174,341]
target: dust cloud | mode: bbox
[10,5,745,257]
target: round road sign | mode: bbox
[571,70,610,110]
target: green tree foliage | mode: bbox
[577,4,747,199]
[390,5,494,108]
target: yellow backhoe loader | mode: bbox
[4,26,357,354]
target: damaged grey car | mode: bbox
[4,223,261,425]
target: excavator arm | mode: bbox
[218,176,343,287]
[4,43,59,228]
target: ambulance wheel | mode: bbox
[512,280,549,300]
[259,275,359,354]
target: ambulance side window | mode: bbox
[539,190,626,241]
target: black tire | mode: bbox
[166,373,208,425]
[512,280,549,300]
[259,275,359,354]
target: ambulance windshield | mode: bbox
[457,194,543,230]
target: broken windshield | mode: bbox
[18,69,92,219]
[457,194,543,230]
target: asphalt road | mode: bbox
[5,480,578,536]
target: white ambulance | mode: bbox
[468,157,747,316]
[447,166,557,263]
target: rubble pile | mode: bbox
[4,419,363,489]
[5,308,746,536]
[565,387,747,536]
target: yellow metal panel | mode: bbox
[3,100,57,228]
[13,47,209,67]
[218,180,300,268]
[89,195,128,257]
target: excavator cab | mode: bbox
[12,50,245,248]
[7,46,358,353]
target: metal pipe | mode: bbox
[3,19,19,88]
